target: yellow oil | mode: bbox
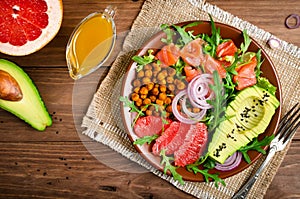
[66,13,115,79]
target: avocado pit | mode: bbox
[0,70,23,101]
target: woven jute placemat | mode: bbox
[81,0,300,198]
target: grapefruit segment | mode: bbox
[133,116,172,138]
[0,0,63,56]
[174,123,208,167]
[152,121,181,155]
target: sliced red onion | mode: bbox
[187,74,214,109]
[171,73,215,124]
[267,38,281,49]
[171,90,206,124]
[215,151,242,171]
[285,14,300,29]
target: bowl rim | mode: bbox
[120,20,282,182]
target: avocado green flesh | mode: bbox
[0,59,52,131]
[208,86,279,164]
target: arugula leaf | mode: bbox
[240,30,252,55]
[172,21,202,45]
[255,49,264,77]
[173,59,186,78]
[119,96,145,116]
[238,135,275,164]
[207,71,227,132]
[223,72,237,100]
[133,134,159,145]
[132,50,155,72]
[256,77,277,96]
[203,157,216,169]
[161,24,175,44]
[160,149,184,185]
[202,15,223,57]
[209,14,222,47]
[187,166,225,188]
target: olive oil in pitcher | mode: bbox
[66,6,116,80]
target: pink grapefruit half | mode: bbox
[0,0,63,56]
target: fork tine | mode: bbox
[276,103,299,138]
[277,103,300,142]
[283,110,300,143]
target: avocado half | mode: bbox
[0,59,52,131]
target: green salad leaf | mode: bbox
[134,134,159,145]
[187,166,225,188]
[240,30,252,55]
[132,49,155,72]
[207,71,227,132]
[256,77,277,96]
[238,135,275,163]
[172,21,202,45]
[161,24,175,44]
[160,149,184,185]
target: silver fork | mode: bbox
[232,103,300,199]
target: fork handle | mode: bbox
[232,147,276,199]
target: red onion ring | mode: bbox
[215,151,242,171]
[285,14,300,29]
[171,73,215,124]
[187,74,214,109]
[171,90,207,124]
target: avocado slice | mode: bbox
[208,86,279,164]
[0,59,52,131]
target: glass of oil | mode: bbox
[66,5,116,80]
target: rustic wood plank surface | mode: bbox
[0,0,299,198]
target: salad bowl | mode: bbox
[121,20,282,182]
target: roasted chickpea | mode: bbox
[133,79,141,87]
[166,76,174,84]
[136,98,142,107]
[164,97,172,105]
[137,70,144,78]
[146,110,152,116]
[140,94,147,99]
[149,95,156,102]
[165,112,171,118]
[152,71,159,77]
[161,69,168,76]
[133,87,140,93]
[167,68,176,76]
[176,81,186,90]
[166,105,172,113]
[143,98,151,105]
[157,72,166,81]
[142,77,151,84]
[149,105,156,111]
[156,99,164,106]
[152,63,161,72]
[158,93,167,101]
[131,93,139,101]
[168,84,175,92]
[177,104,181,112]
[146,82,154,90]
[144,69,152,77]
[193,108,201,113]
[159,85,167,93]
[152,87,159,96]
[159,79,166,85]
[144,64,152,70]
[139,87,148,95]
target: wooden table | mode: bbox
[1,0,299,198]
